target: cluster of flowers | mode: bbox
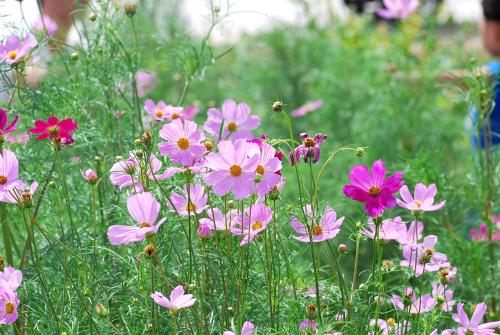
[0,266,22,325]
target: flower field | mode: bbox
[0,0,499,334]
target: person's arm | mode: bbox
[482,0,500,56]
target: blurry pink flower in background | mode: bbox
[158,119,206,166]
[231,204,272,245]
[33,15,58,36]
[135,71,157,97]
[0,34,37,64]
[168,183,207,216]
[291,204,344,243]
[151,285,196,312]
[377,0,419,20]
[224,321,256,335]
[470,223,500,242]
[397,183,445,213]
[291,100,323,117]
[6,133,29,145]
[184,105,200,119]
[107,192,165,245]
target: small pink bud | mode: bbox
[197,223,212,240]
[82,169,98,185]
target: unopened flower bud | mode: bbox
[94,155,102,163]
[21,190,33,208]
[373,215,383,226]
[356,147,365,157]
[204,140,214,152]
[382,259,393,270]
[82,169,98,185]
[0,256,4,270]
[268,186,280,200]
[188,283,196,290]
[124,4,137,16]
[338,244,348,254]
[71,52,79,60]
[88,13,97,21]
[144,244,155,257]
[227,200,235,208]
[197,223,212,241]
[95,302,108,317]
[133,138,142,147]
[436,295,445,304]
[387,318,396,327]
[272,101,283,112]
[306,303,317,319]
[141,130,152,148]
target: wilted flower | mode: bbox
[33,15,58,36]
[107,192,165,245]
[151,285,196,312]
[291,204,344,243]
[158,119,206,166]
[438,266,457,285]
[224,321,256,335]
[289,133,327,166]
[397,183,445,214]
[0,34,37,64]
[377,0,418,20]
[29,116,78,143]
[343,160,404,217]
[231,204,272,246]
[168,184,207,216]
[291,100,323,118]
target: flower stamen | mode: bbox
[177,137,190,150]
[227,122,237,132]
[230,165,242,177]
[368,186,381,196]
[252,221,263,231]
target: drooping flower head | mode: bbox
[168,184,207,216]
[33,15,58,36]
[0,34,37,64]
[204,99,260,141]
[249,141,282,197]
[291,204,344,243]
[400,235,449,276]
[107,192,165,245]
[151,285,196,312]
[0,109,19,141]
[158,119,206,166]
[377,0,419,20]
[289,133,327,166]
[291,100,323,118]
[0,288,19,324]
[29,116,78,143]
[397,183,445,214]
[452,302,500,334]
[224,321,256,335]
[0,149,19,193]
[231,204,272,245]
[343,160,404,217]
[204,140,259,199]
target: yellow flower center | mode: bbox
[227,122,237,132]
[177,137,190,150]
[369,186,381,196]
[256,165,265,175]
[312,225,323,236]
[7,51,17,60]
[171,113,180,120]
[185,203,196,212]
[304,138,316,147]
[155,109,163,117]
[0,176,7,185]
[139,223,150,228]
[424,247,433,256]
[5,302,15,314]
[387,318,396,327]
[204,141,213,151]
[414,200,421,207]
[48,125,59,136]
[230,165,242,177]
[252,221,263,231]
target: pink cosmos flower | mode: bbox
[291,100,323,117]
[0,149,19,193]
[299,319,317,333]
[377,0,419,20]
[250,142,282,197]
[453,302,500,334]
[289,133,327,166]
[393,220,423,245]
[197,222,212,240]
[343,160,404,217]
[470,224,500,242]
[6,133,29,145]
[224,321,256,335]
[107,192,165,245]
[231,204,272,246]
[184,105,200,119]
[368,319,402,335]
[397,183,445,213]
[33,15,58,36]
[199,208,238,231]
[151,285,196,312]
[0,288,19,324]
[362,216,406,241]
[204,140,259,199]
[392,288,436,314]
[0,267,22,291]
[291,204,344,243]
[168,184,207,216]
[81,169,98,184]
[29,116,78,142]
[0,34,37,64]
[430,330,456,335]
[110,151,175,189]
[158,119,206,166]
[144,99,170,121]
[0,181,38,205]
[438,266,457,285]
[0,109,19,141]
[400,235,449,276]
[432,282,455,312]
[135,71,156,97]
[204,99,260,141]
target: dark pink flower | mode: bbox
[343,160,404,217]
[29,116,78,142]
[470,224,500,242]
[0,109,19,140]
[289,133,327,166]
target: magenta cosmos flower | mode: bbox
[151,285,196,312]
[204,99,260,141]
[377,0,418,20]
[250,142,282,197]
[231,204,272,246]
[343,160,404,217]
[299,319,317,333]
[168,183,207,216]
[29,116,78,142]
[0,288,19,324]
[289,133,327,166]
[400,235,449,276]
[0,267,22,292]
[432,282,455,312]
[291,204,344,243]
[204,140,259,199]
[0,149,19,193]
[453,302,500,334]
[470,224,500,242]
[158,119,206,166]
[362,216,406,241]
[199,208,238,231]
[397,183,445,213]
[33,15,58,36]
[0,34,37,64]
[0,109,19,141]
[107,192,165,245]
[291,100,323,118]
[392,288,436,314]
[224,321,256,335]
